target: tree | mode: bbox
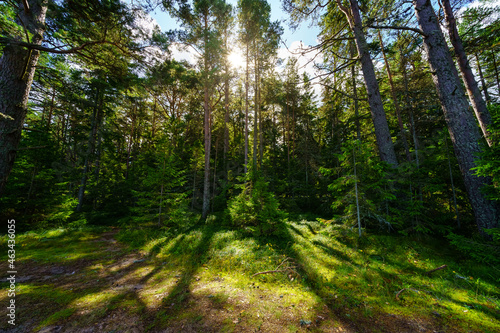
[334,0,398,166]
[412,0,498,234]
[0,0,148,197]
[441,0,492,146]
[0,0,48,196]
[169,0,232,219]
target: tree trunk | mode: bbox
[475,54,491,103]
[77,88,101,212]
[253,44,258,168]
[493,52,500,93]
[0,0,48,197]
[125,104,136,180]
[224,53,230,180]
[378,31,412,162]
[202,14,211,219]
[353,147,361,237]
[442,0,492,146]
[258,57,263,168]
[350,49,361,142]
[244,44,249,174]
[337,0,398,166]
[413,0,497,233]
[47,87,55,127]
[445,135,460,228]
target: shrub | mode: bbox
[227,169,287,236]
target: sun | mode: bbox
[228,49,245,69]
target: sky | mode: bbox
[138,0,498,100]
[145,0,323,97]
[148,0,321,50]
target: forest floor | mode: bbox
[0,218,499,332]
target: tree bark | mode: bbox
[0,0,48,197]
[475,53,490,103]
[350,46,361,142]
[253,41,258,168]
[442,0,492,146]
[337,0,398,166]
[378,31,412,162]
[224,48,230,181]
[77,87,101,212]
[244,44,249,174]
[202,14,212,219]
[413,0,497,233]
[493,52,500,93]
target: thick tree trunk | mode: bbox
[0,0,48,197]
[337,0,398,166]
[413,0,497,233]
[378,31,412,162]
[442,0,492,146]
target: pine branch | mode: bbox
[366,25,426,36]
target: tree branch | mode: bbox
[16,145,48,151]
[22,0,30,14]
[251,269,288,277]
[316,81,363,100]
[366,25,426,36]
[426,264,447,275]
[0,38,119,54]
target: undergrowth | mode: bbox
[0,220,499,332]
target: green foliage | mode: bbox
[447,230,500,265]
[228,169,287,236]
[474,104,500,201]
[130,145,190,228]
[321,139,396,231]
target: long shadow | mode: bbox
[252,224,371,333]
[250,221,478,332]
[312,239,352,263]
[0,226,203,332]
[145,225,217,329]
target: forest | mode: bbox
[0,0,499,332]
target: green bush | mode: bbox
[474,103,500,201]
[447,230,500,265]
[227,169,287,236]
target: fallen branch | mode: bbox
[251,257,298,278]
[395,288,433,301]
[426,265,447,276]
[251,269,288,277]
[395,288,408,300]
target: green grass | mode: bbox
[0,220,499,332]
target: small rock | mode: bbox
[300,319,312,326]
[432,311,441,318]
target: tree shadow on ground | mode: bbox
[251,221,467,332]
[0,225,241,332]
